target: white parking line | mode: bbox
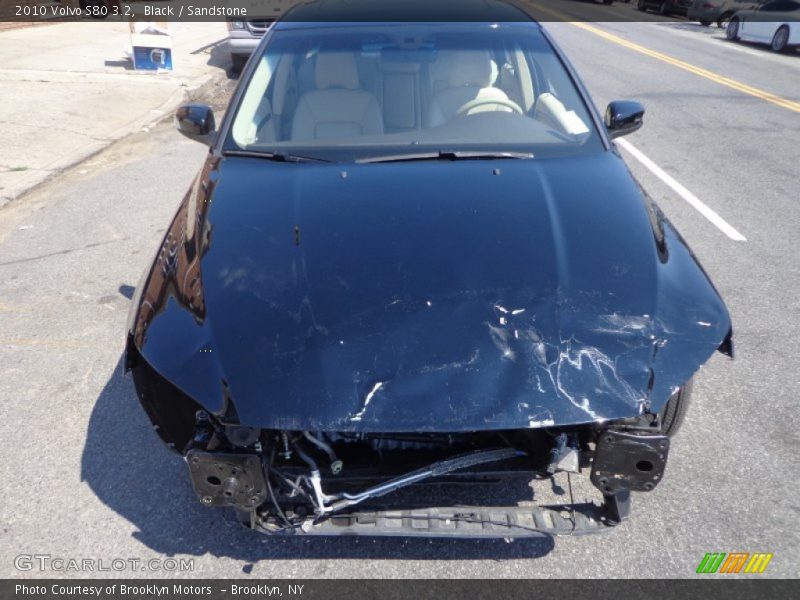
[616,138,747,242]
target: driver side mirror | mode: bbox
[605,101,645,139]
[175,103,216,145]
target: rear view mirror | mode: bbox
[605,101,645,139]
[175,103,216,145]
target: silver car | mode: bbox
[228,20,273,71]
[227,1,302,71]
[688,0,768,26]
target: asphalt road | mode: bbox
[1,17,799,579]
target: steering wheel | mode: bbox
[456,97,524,117]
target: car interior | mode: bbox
[230,31,594,150]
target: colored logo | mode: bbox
[696,552,773,574]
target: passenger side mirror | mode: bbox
[605,101,645,139]
[175,103,216,145]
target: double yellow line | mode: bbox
[529,2,800,114]
[572,22,800,113]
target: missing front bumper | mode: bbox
[252,503,617,538]
[184,427,670,537]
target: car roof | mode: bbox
[276,0,539,26]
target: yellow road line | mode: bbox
[572,22,800,113]
[528,2,800,113]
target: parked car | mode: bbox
[637,0,693,15]
[227,19,273,71]
[688,0,768,27]
[727,0,800,51]
[227,1,303,71]
[127,0,733,538]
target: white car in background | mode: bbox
[726,0,800,51]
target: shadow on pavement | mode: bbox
[81,356,556,564]
[655,21,728,35]
[726,39,800,57]
[118,284,135,299]
[204,39,241,81]
[104,59,135,70]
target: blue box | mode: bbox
[132,45,173,70]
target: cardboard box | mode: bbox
[130,31,173,71]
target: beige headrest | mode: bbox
[315,52,360,90]
[448,51,494,88]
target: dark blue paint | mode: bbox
[129,150,731,431]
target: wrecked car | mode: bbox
[125,0,733,537]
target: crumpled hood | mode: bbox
[133,151,731,431]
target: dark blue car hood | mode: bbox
[130,151,731,431]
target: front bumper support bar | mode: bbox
[253,502,619,538]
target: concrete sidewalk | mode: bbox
[0,21,232,206]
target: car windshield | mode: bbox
[226,23,603,161]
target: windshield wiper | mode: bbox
[223,150,332,163]
[357,150,534,164]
